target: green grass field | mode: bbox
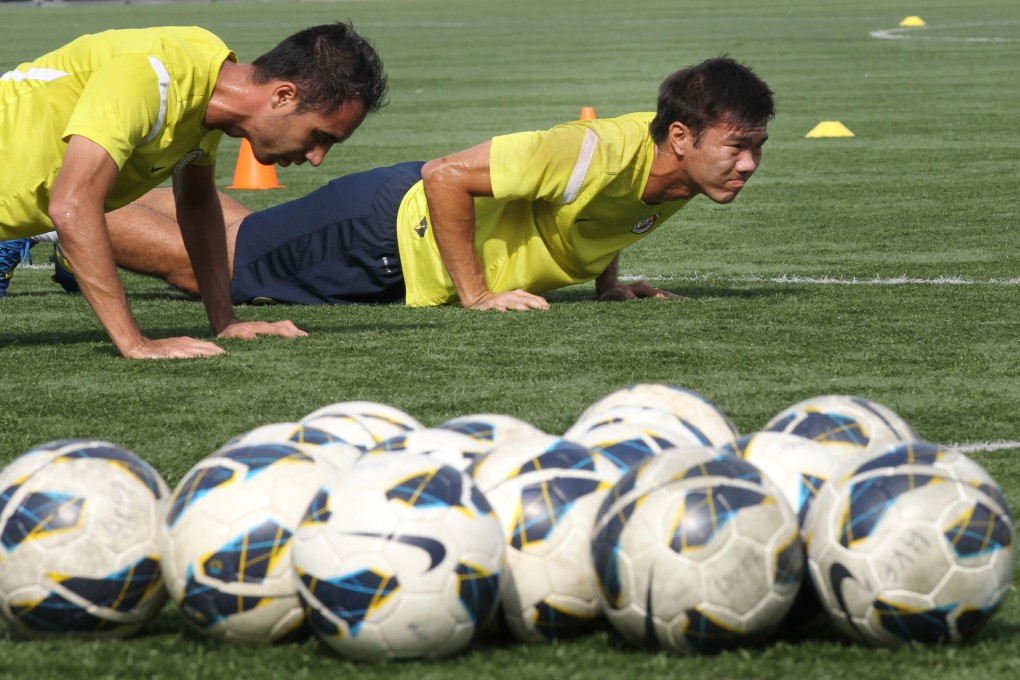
[2,0,1020,677]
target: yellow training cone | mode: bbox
[805,121,855,138]
[899,16,926,27]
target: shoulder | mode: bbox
[586,112,654,145]
[163,26,230,51]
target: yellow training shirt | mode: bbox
[0,27,234,239]
[396,112,689,307]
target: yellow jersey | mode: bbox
[0,27,234,239]
[396,112,689,307]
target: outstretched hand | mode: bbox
[597,281,688,302]
[217,320,309,340]
[120,336,226,359]
[117,321,305,359]
[466,289,550,311]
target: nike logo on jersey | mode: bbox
[414,217,428,238]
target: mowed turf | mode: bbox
[1,0,1019,678]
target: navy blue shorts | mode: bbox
[230,161,426,305]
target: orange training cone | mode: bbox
[228,138,283,190]
[580,106,597,121]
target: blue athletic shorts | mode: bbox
[230,161,426,305]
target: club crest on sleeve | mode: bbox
[631,213,660,234]
[173,150,205,175]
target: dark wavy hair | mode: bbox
[650,56,774,146]
[251,21,387,113]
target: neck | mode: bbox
[641,144,697,204]
[204,61,257,136]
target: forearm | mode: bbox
[595,256,621,297]
[174,169,238,334]
[53,210,145,354]
[422,161,491,306]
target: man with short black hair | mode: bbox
[0,22,386,358]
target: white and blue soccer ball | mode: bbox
[293,454,504,661]
[719,431,842,529]
[0,440,169,638]
[470,434,614,643]
[301,401,423,450]
[221,421,363,471]
[160,442,336,643]
[363,427,488,472]
[575,384,739,447]
[805,441,1016,646]
[436,413,545,451]
[719,431,844,631]
[764,395,918,462]
[591,446,803,653]
[567,419,709,480]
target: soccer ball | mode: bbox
[564,406,715,448]
[805,441,1016,646]
[293,454,504,661]
[435,413,545,450]
[223,421,341,449]
[592,446,803,653]
[719,432,842,528]
[363,428,488,471]
[220,421,363,471]
[0,440,169,638]
[301,401,422,449]
[567,419,710,479]
[764,395,918,462]
[576,384,739,446]
[160,442,335,643]
[471,434,614,643]
[719,431,843,631]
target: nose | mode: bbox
[736,148,761,174]
[305,146,328,167]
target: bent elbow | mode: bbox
[47,194,79,234]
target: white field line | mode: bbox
[620,273,1020,286]
[950,441,1020,454]
[870,21,1020,43]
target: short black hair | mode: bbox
[251,20,387,114]
[650,56,774,146]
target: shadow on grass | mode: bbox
[0,321,436,352]
[545,284,797,304]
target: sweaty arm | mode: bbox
[49,135,228,359]
[172,163,306,341]
[595,255,686,301]
[421,141,549,311]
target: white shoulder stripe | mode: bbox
[1,68,69,82]
[141,56,170,146]
[561,128,598,204]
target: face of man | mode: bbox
[683,122,769,204]
[247,97,367,167]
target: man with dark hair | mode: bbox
[45,56,772,311]
[0,22,386,358]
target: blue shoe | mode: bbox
[0,238,33,299]
[50,243,81,294]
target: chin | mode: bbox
[709,192,738,205]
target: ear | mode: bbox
[269,82,298,110]
[667,121,690,158]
